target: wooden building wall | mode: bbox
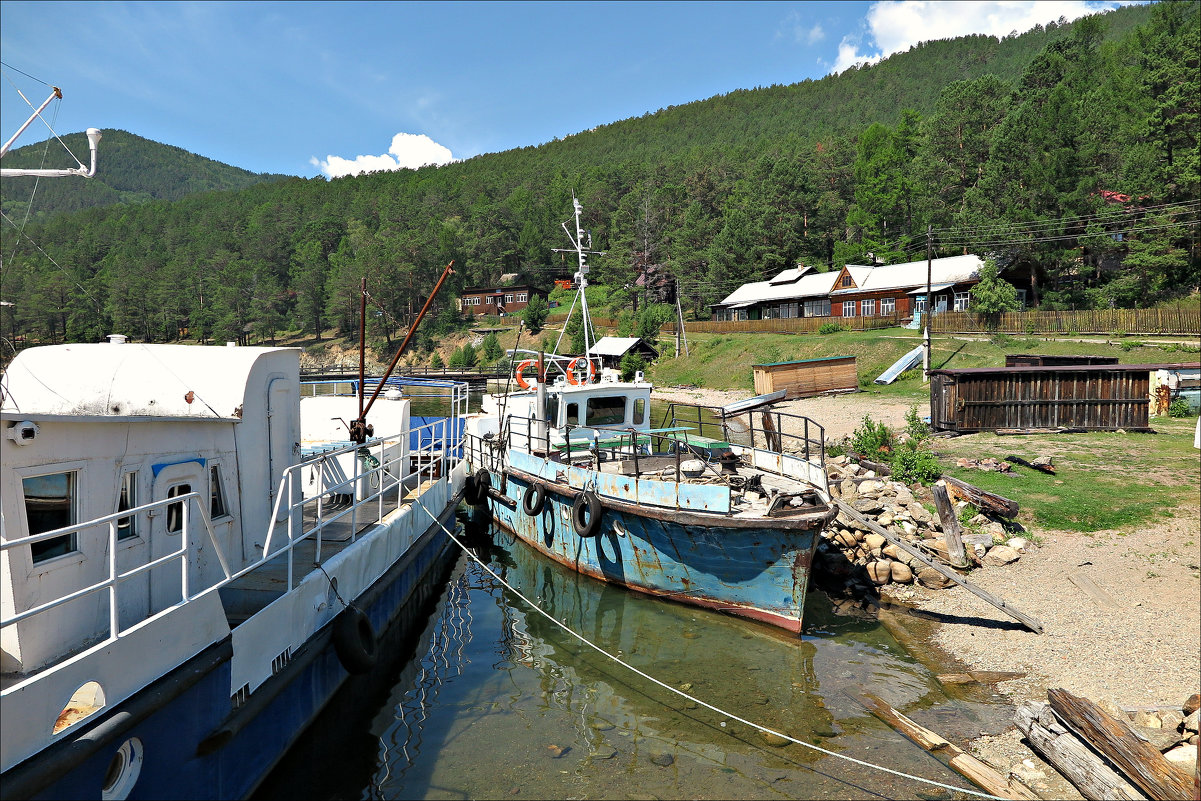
[753,356,857,399]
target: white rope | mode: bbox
[411,494,1007,800]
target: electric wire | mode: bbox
[412,495,1008,801]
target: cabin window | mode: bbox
[860,299,876,317]
[803,299,830,317]
[210,466,229,519]
[166,484,191,533]
[116,472,138,541]
[954,291,970,312]
[914,296,927,314]
[566,402,581,426]
[546,396,559,425]
[516,292,528,303]
[586,396,627,427]
[840,274,853,287]
[1016,289,1027,311]
[24,472,78,563]
[633,398,646,425]
[841,301,856,317]
[881,297,895,315]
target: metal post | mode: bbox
[108,522,119,639]
[924,225,932,382]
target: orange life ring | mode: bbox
[515,360,537,390]
[566,357,597,386]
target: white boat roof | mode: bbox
[1,342,299,419]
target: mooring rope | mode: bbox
[411,494,1007,801]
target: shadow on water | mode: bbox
[257,510,997,800]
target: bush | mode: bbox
[521,295,549,333]
[619,352,647,381]
[889,445,943,485]
[848,411,942,485]
[481,332,502,362]
[1119,340,1144,351]
[850,415,894,461]
[904,405,930,445]
[1168,398,1191,418]
[430,351,444,369]
[818,322,845,335]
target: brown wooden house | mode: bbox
[829,255,995,322]
[459,284,541,317]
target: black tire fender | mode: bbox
[571,491,603,538]
[332,606,377,675]
[522,482,546,516]
[465,468,492,507]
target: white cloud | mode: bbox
[829,1,1123,74]
[311,132,455,178]
[806,24,826,45]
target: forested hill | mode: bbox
[2,2,1197,352]
[0,129,291,218]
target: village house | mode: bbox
[585,336,660,370]
[458,283,542,317]
[711,265,839,322]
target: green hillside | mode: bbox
[2,2,1196,354]
[0,129,290,219]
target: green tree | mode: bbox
[521,294,549,332]
[969,259,1021,316]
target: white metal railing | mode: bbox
[1,390,467,668]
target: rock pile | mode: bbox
[1110,693,1201,772]
[815,456,1031,593]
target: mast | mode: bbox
[551,195,605,380]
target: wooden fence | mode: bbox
[661,315,901,335]
[928,308,1201,336]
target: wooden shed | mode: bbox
[1004,354,1120,367]
[752,356,857,399]
[929,362,1200,433]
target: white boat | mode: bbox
[0,342,468,799]
[464,199,837,633]
[0,93,469,799]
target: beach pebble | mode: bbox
[984,545,1021,566]
[866,561,892,585]
[649,751,675,767]
[761,732,791,747]
[890,562,914,584]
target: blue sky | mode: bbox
[1,1,1137,179]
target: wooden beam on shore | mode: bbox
[835,501,1044,634]
[943,475,1020,518]
[854,691,1040,800]
[1047,688,1196,801]
[932,482,970,568]
[1014,700,1148,801]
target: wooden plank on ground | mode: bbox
[944,475,1020,518]
[933,482,970,568]
[1014,701,1149,801]
[835,501,1044,634]
[855,691,1040,800]
[1046,688,1195,801]
[1067,572,1120,610]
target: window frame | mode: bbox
[209,464,230,520]
[116,470,140,542]
[954,291,970,312]
[166,483,193,534]
[841,300,856,317]
[21,468,81,564]
[585,396,627,427]
[860,299,876,317]
[880,297,895,315]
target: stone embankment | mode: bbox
[815,455,1030,592]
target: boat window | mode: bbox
[210,465,229,519]
[633,398,646,426]
[545,396,559,425]
[24,471,78,563]
[116,472,138,541]
[166,484,191,533]
[566,402,580,426]
[587,396,627,427]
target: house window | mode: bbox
[842,301,856,317]
[735,308,748,321]
[1016,289,1027,311]
[841,274,853,287]
[166,483,191,534]
[504,293,514,304]
[210,465,229,519]
[24,471,78,563]
[485,296,495,305]
[516,292,528,303]
[881,297,895,315]
[861,299,876,317]
[804,299,830,317]
[117,471,138,541]
[914,296,927,314]
[954,292,970,312]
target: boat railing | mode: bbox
[1,492,230,636]
[662,402,826,467]
[2,417,466,668]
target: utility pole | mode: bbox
[923,225,932,382]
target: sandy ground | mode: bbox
[654,386,1201,796]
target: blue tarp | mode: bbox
[410,416,465,457]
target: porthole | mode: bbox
[101,738,143,800]
[53,681,106,734]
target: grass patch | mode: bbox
[936,419,1200,533]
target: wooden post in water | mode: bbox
[932,482,970,568]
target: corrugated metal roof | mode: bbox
[906,282,955,294]
[587,336,649,357]
[834,255,983,295]
[717,269,838,307]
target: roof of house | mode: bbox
[716,266,838,307]
[586,336,659,358]
[832,255,983,296]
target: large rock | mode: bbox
[877,511,895,526]
[864,533,887,550]
[983,545,1021,566]
[840,479,858,501]
[907,502,934,525]
[1183,708,1200,734]
[1183,694,1200,717]
[917,567,956,589]
[858,479,885,497]
[890,562,914,583]
[834,531,858,549]
[852,497,885,515]
[866,561,892,585]
[1006,536,1031,553]
[1162,743,1197,774]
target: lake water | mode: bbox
[256,511,1003,800]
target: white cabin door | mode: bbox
[149,461,206,614]
[267,378,298,522]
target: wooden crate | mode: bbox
[752,356,857,399]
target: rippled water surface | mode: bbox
[257,516,993,800]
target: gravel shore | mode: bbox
[655,386,1201,794]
